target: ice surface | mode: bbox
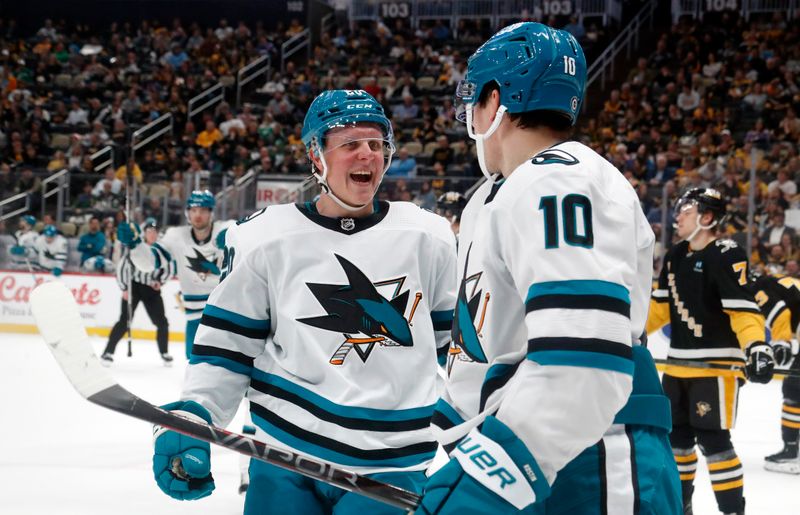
[1,333,797,514]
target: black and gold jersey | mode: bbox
[647,239,765,378]
[753,274,800,342]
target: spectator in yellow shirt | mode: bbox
[196,120,222,148]
[116,158,143,184]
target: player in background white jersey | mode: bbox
[119,190,233,359]
[418,23,681,514]
[34,224,68,277]
[147,89,457,514]
[8,215,39,269]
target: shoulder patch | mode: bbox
[237,207,267,225]
[715,239,738,253]
[531,148,579,166]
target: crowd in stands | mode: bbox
[580,11,800,277]
[2,10,800,278]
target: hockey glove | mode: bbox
[153,400,215,501]
[117,222,142,248]
[10,245,26,256]
[418,416,549,515]
[52,267,62,277]
[745,342,775,384]
[772,340,799,368]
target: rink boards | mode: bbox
[0,269,187,341]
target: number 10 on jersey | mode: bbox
[539,194,593,248]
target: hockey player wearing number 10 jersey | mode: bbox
[419,23,681,514]
[149,90,458,513]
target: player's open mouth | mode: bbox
[350,171,372,183]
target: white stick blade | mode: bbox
[30,281,115,398]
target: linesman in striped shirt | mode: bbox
[647,188,772,515]
[102,219,173,366]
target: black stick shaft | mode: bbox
[654,358,800,377]
[89,384,421,511]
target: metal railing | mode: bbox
[281,28,311,73]
[0,191,31,222]
[215,169,258,221]
[188,82,225,121]
[586,0,657,91]
[236,55,271,109]
[90,145,115,173]
[321,12,336,36]
[40,169,69,222]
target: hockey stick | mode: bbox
[125,184,134,358]
[654,358,800,378]
[29,281,421,512]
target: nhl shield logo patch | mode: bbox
[341,218,355,231]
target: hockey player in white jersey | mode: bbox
[419,23,681,514]
[148,89,457,514]
[8,215,39,269]
[34,224,68,276]
[118,190,232,358]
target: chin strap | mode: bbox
[310,139,393,213]
[466,104,507,182]
[684,213,718,243]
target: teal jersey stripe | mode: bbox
[431,310,454,322]
[183,293,210,301]
[152,242,172,262]
[528,349,635,376]
[250,413,436,469]
[189,354,253,376]
[432,398,465,427]
[526,280,630,304]
[250,370,436,422]
[204,304,270,331]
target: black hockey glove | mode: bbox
[745,342,775,384]
[772,340,798,368]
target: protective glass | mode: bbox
[673,198,699,218]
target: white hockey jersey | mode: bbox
[9,229,38,267]
[130,220,233,320]
[431,141,654,488]
[34,233,68,272]
[182,201,457,473]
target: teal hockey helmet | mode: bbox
[186,190,216,210]
[301,90,396,213]
[43,224,58,237]
[454,22,586,181]
[455,22,586,125]
[21,215,36,227]
[301,89,394,153]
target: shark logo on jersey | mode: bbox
[449,244,490,373]
[298,254,423,365]
[185,248,221,281]
[531,148,579,166]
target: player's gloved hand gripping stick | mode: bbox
[30,281,421,512]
